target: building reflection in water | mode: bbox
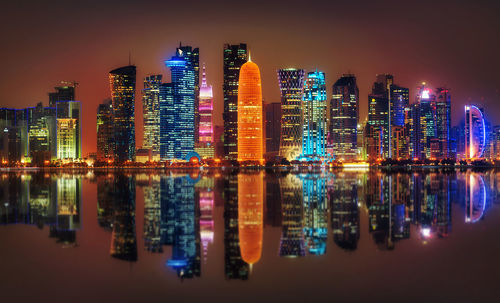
[3,170,500,280]
[279,174,305,257]
[142,175,162,253]
[238,171,264,267]
[301,174,327,255]
[0,172,81,246]
[465,172,487,224]
[110,174,137,261]
[223,171,249,279]
[163,173,201,279]
[329,172,359,251]
[196,177,215,263]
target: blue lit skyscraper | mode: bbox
[160,48,196,160]
[301,71,327,159]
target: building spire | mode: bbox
[201,63,207,87]
[248,50,252,62]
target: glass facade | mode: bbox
[301,71,327,159]
[277,68,304,160]
[330,74,359,161]
[142,75,162,160]
[109,65,136,162]
[223,43,248,160]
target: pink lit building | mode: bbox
[195,64,215,159]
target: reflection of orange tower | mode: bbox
[238,172,264,265]
[237,57,264,163]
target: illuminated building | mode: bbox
[301,70,327,159]
[195,64,215,159]
[390,85,409,127]
[0,108,27,163]
[301,174,327,255]
[159,83,174,160]
[110,174,137,261]
[142,75,162,161]
[238,172,264,265]
[56,118,77,159]
[330,74,359,161]
[55,100,81,160]
[160,47,197,161]
[109,65,136,162]
[237,58,264,163]
[176,44,200,144]
[48,82,76,107]
[223,43,248,160]
[223,173,249,279]
[279,174,305,257]
[435,88,451,159]
[96,99,114,161]
[329,173,359,250]
[367,74,392,159]
[465,105,487,159]
[27,102,56,163]
[264,102,281,154]
[277,68,305,160]
[391,125,409,160]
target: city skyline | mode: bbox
[1,1,499,155]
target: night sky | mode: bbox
[1,0,499,155]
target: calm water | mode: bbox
[1,168,500,302]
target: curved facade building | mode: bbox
[302,71,327,159]
[238,172,263,265]
[237,60,263,163]
[277,68,305,161]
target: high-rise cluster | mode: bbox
[0,83,81,165]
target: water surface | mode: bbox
[1,169,499,302]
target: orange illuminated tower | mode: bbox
[238,172,264,266]
[237,56,264,163]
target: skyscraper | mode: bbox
[435,88,451,159]
[49,83,76,107]
[56,118,77,159]
[367,74,392,159]
[415,84,437,160]
[27,102,56,164]
[330,74,359,161]
[390,85,410,127]
[264,102,281,154]
[176,44,200,144]
[56,101,81,160]
[223,43,248,160]
[109,65,136,162]
[96,99,114,161]
[465,105,487,159]
[195,64,215,159]
[160,48,196,160]
[301,70,327,159]
[237,58,264,163]
[159,83,174,160]
[142,75,162,161]
[277,68,305,160]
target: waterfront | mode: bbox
[1,169,500,302]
